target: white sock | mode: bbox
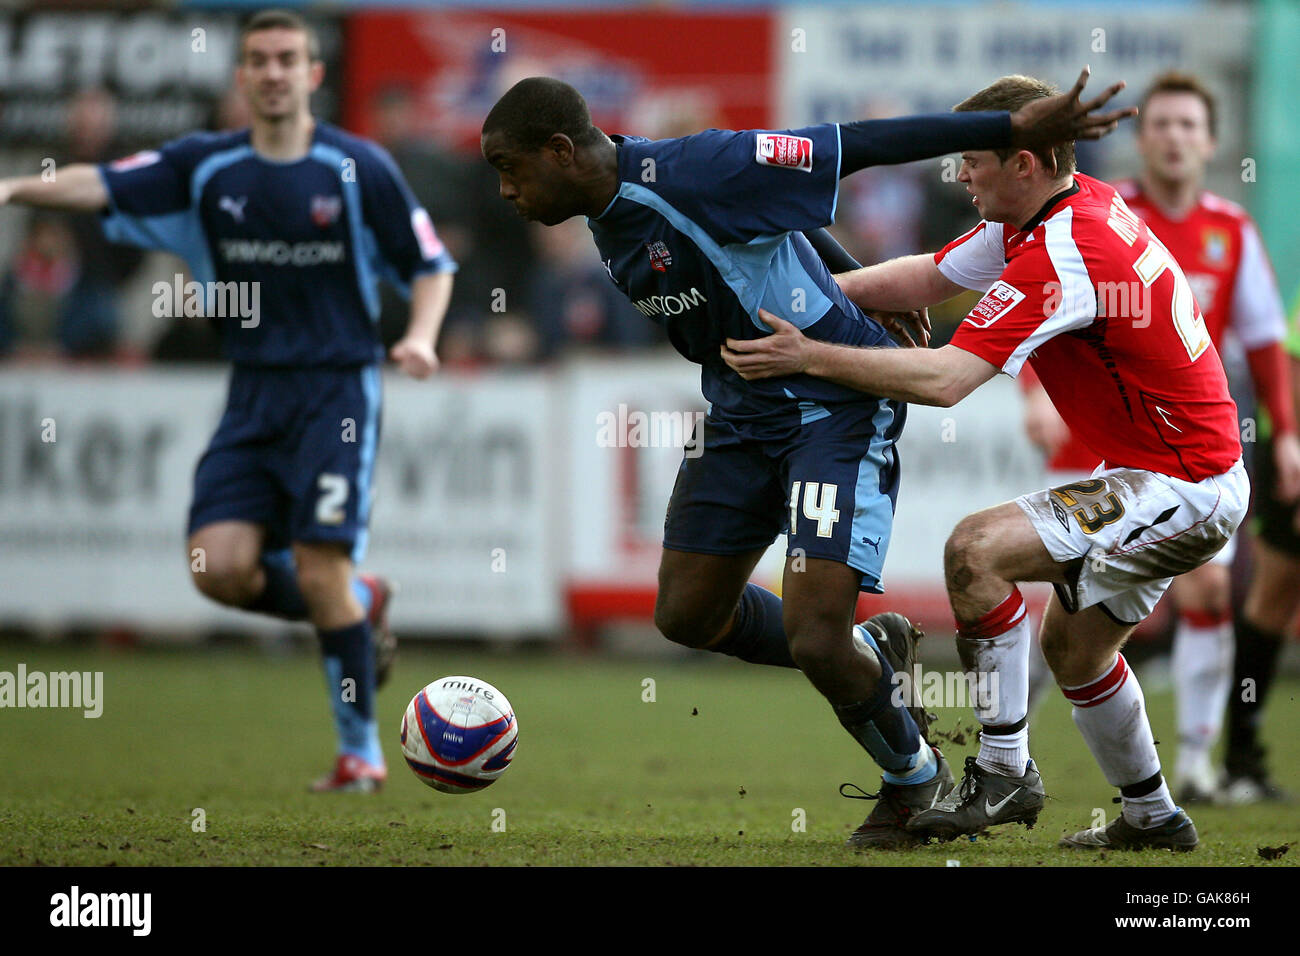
[1122,780,1178,829]
[1063,654,1162,788]
[956,587,1031,728]
[977,725,1030,777]
[1026,617,1055,718]
[1172,613,1232,781]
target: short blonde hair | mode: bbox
[954,75,1075,177]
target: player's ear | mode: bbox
[1016,150,1041,180]
[308,59,325,92]
[547,133,576,166]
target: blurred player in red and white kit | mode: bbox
[1019,73,1300,803]
[724,73,1247,850]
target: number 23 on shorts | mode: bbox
[1049,479,1125,534]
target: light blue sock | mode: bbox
[834,624,936,786]
[320,621,382,766]
[351,577,375,617]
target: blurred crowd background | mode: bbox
[1,0,1297,641]
[2,0,1290,371]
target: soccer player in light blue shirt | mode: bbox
[482,73,1128,845]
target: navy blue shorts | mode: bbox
[662,399,905,592]
[188,364,382,562]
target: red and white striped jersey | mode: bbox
[1115,179,1286,350]
[936,172,1242,482]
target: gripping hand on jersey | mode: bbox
[1009,66,1137,157]
[723,311,816,380]
[874,307,931,349]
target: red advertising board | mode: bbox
[343,10,774,153]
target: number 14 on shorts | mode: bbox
[789,480,840,538]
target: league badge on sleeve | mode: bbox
[411,208,446,259]
[965,280,1026,329]
[109,150,161,172]
[755,133,813,172]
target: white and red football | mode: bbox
[400,676,518,794]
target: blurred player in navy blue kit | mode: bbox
[481,73,1129,845]
[0,10,457,792]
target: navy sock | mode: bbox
[833,626,931,784]
[319,619,382,765]
[246,549,309,620]
[707,583,797,668]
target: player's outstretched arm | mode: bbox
[390,271,453,379]
[0,164,109,212]
[722,310,997,406]
[836,67,1133,177]
[836,254,965,314]
[1009,66,1136,153]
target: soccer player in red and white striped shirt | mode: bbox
[1018,73,1300,803]
[723,74,1244,850]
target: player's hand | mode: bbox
[875,307,930,348]
[390,337,439,379]
[1273,431,1300,504]
[1023,385,1070,457]
[1009,66,1137,153]
[0,179,13,207]
[722,310,815,380]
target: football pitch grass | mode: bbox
[1,642,1296,867]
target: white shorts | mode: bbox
[1048,468,1238,569]
[1018,459,1250,624]
[1209,529,1237,566]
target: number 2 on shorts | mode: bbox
[316,473,349,525]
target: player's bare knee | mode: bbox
[294,563,341,610]
[787,632,836,677]
[1176,565,1231,616]
[1039,626,1069,676]
[944,516,990,595]
[653,596,724,649]
[1202,574,1232,615]
[652,600,689,646]
[190,555,260,607]
[788,623,873,681]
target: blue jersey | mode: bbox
[588,126,895,425]
[99,123,457,368]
